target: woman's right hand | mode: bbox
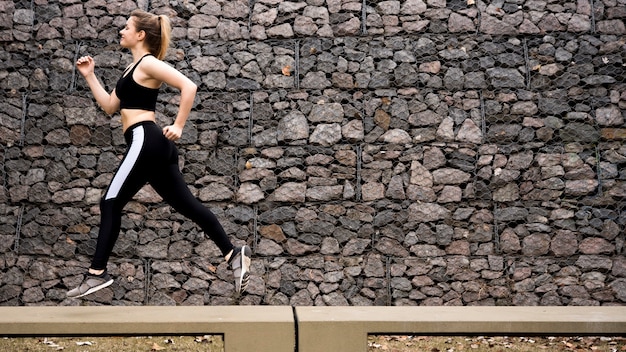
[76,55,95,77]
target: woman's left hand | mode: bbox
[163,125,182,141]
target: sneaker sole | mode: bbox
[74,278,114,298]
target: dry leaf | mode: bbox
[245,160,252,169]
[195,335,216,343]
[282,65,291,76]
[151,342,166,351]
[467,0,475,4]
[42,338,64,350]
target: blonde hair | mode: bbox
[130,9,171,60]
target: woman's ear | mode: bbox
[137,30,146,41]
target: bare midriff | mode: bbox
[121,109,156,132]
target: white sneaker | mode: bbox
[228,246,252,294]
[67,271,114,298]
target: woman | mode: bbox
[67,9,251,298]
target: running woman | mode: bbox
[67,9,251,298]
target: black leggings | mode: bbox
[91,121,233,270]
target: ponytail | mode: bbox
[130,9,171,60]
[156,15,171,60]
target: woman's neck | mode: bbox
[130,47,151,62]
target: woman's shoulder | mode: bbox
[142,54,171,68]
[138,54,168,72]
[137,54,182,84]
[141,53,161,63]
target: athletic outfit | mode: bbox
[67,54,251,298]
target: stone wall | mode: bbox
[0,0,625,306]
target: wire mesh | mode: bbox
[0,0,624,306]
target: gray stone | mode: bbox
[486,68,525,88]
[595,105,624,126]
[309,123,341,146]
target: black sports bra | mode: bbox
[115,54,159,111]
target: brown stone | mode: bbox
[374,109,390,130]
[70,125,91,146]
[259,224,287,243]
[601,128,626,140]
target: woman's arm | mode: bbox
[140,56,197,141]
[76,56,120,115]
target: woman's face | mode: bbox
[119,16,142,48]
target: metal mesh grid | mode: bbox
[0,0,625,306]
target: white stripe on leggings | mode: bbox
[104,126,145,200]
